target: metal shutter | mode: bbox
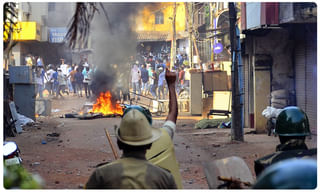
[305,32,317,133]
[295,29,317,133]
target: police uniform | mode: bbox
[86,151,177,189]
[254,139,316,176]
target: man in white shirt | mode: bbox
[131,64,141,100]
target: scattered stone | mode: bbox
[59,140,63,143]
[55,181,60,184]
[67,139,70,142]
[211,153,216,157]
[32,162,40,166]
[66,171,73,175]
[197,154,200,157]
[212,144,220,147]
[181,124,187,127]
[47,132,60,137]
[185,145,190,149]
[195,170,198,174]
[188,180,194,184]
[57,170,62,173]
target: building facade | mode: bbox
[241,2,317,133]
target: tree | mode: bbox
[3,2,18,53]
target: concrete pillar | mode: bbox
[12,43,21,66]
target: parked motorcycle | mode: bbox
[3,141,22,166]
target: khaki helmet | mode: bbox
[116,109,161,146]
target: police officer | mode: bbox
[254,106,316,176]
[253,158,317,189]
[85,69,178,189]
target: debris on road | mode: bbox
[47,133,60,137]
[194,118,231,129]
[212,144,220,147]
[52,109,60,113]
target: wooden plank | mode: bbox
[9,102,23,133]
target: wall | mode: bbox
[253,29,294,92]
[135,2,186,32]
[244,29,294,132]
[47,2,75,27]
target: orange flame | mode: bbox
[35,114,39,118]
[90,91,123,115]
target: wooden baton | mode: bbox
[105,128,119,160]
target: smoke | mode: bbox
[90,3,142,96]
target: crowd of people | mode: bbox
[34,58,95,99]
[129,51,191,101]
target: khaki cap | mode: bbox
[116,109,161,146]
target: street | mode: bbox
[6,95,317,189]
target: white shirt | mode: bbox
[60,64,69,76]
[162,120,176,139]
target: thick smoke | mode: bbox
[90,3,142,97]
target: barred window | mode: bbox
[155,11,164,24]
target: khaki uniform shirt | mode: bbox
[86,151,177,189]
[254,139,317,176]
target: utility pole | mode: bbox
[229,2,243,141]
[170,2,177,70]
[185,2,193,68]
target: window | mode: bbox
[155,11,164,24]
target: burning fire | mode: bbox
[35,114,39,118]
[90,91,123,115]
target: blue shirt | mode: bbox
[158,71,166,86]
[141,68,149,83]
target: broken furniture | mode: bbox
[207,91,232,118]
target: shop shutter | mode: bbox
[294,40,306,111]
[305,33,317,133]
[295,30,317,133]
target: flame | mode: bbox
[35,114,39,118]
[90,91,123,116]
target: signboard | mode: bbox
[213,43,223,54]
[49,28,67,43]
[4,22,40,41]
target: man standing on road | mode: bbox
[140,64,149,96]
[86,69,180,189]
[130,64,141,100]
